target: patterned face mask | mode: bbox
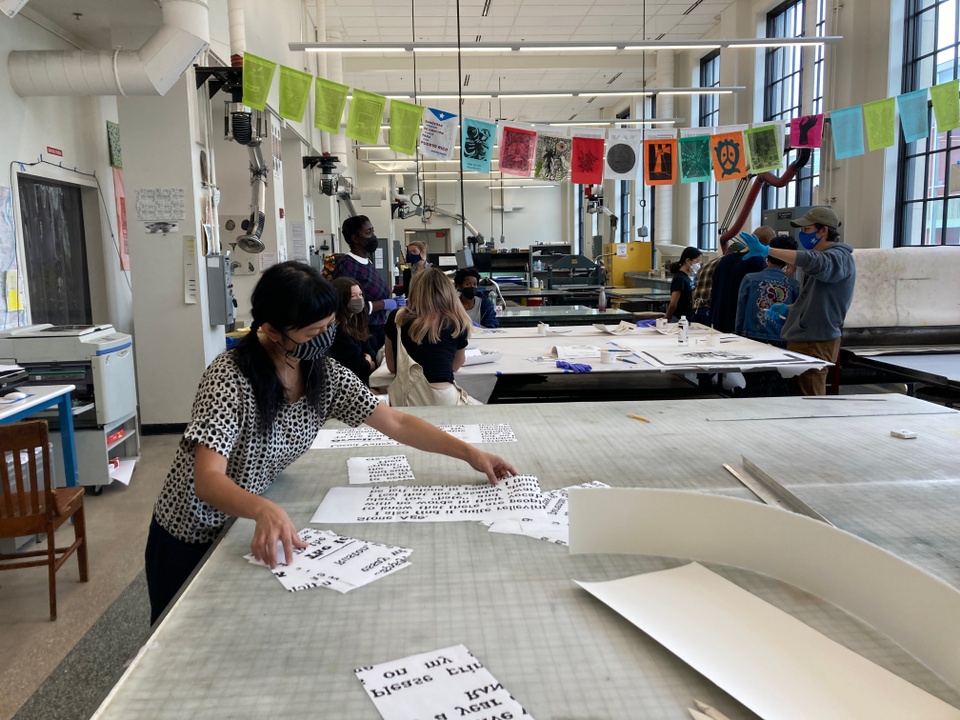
[285,323,337,361]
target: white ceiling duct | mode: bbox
[8,0,209,97]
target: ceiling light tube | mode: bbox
[518,45,619,52]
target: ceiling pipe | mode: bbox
[8,0,209,97]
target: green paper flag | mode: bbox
[862,97,896,151]
[930,79,960,133]
[314,78,349,134]
[346,89,387,145]
[389,100,425,156]
[242,53,277,112]
[278,66,313,122]
[743,124,783,174]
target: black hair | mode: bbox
[341,215,370,250]
[235,261,338,433]
[669,246,703,275]
[817,224,840,243]
[768,235,798,268]
[453,267,481,287]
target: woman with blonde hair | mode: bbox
[384,267,479,406]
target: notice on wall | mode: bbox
[356,644,531,720]
[136,187,185,222]
[310,475,545,524]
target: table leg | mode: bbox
[56,395,80,488]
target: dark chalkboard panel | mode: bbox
[17,175,92,325]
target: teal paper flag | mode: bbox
[461,117,497,173]
[830,106,865,160]
[897,89,930,144]
[678,135,713,183]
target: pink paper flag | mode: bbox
[790,114,824,149]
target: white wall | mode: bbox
[0,14,133,335]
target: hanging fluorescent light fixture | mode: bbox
[290,37,841,53]
[372,88,741,100]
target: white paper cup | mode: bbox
[601,349,614,364]
[538,323,549,335]
[706,333,719,347]
[656,317,667,329]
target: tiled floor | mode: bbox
[0,434,178,720]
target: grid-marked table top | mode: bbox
[95,395,960,719]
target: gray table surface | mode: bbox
[95,395,960,719]
[847,351,960,390]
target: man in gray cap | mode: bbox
[739,207,855,395]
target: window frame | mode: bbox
[698,49,721,251]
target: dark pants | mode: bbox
[368,323,386,353]
[145,516,213,625]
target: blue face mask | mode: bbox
[798,229,820,250]
[285,323,337,361]
[406,252,422,264]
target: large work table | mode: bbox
[95,395,960,719]
[371,323,829,403]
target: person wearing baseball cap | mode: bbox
[738,206,855,395]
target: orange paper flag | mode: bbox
[710,131,749,181]
[643,138,677,185]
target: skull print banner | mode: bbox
[460,117,497,173]
[710,129,749,181]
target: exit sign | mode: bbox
[46,146,63,157]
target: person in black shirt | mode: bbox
[664,246,703,321]
[328,277,377,385]
[384,268,476,405]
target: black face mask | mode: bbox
[363,236,379,253]
[461,287,478,300]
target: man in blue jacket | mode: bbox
[740,207,856,395]
[735,235,799,345]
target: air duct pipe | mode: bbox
[236,141,268,253]
[8,0,209,97]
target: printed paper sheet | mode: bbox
[348,455,416,485]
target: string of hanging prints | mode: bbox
[242,52,960,186]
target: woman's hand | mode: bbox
[251,500,308,568]
[466,448,518,484]
[365,353,376,371]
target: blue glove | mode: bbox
[472,322,483,328]
[382,298,399,312]
[636,319,657,328]
[395,296,407,307]
[739,231,769,260]
[765,302,788,320]
[556,360,592,373]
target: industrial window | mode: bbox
[617,108,631,243]
[698,50,721,251]
[762,0,815,211]
[896,0,960,246]
[810,0,827,199]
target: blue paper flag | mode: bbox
[461,117,497,173]
[830,106,865,160]
[897,89,930,144]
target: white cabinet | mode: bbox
[48,408,139,490]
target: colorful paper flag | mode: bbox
[790,115,824,149]
[571,135,605,185]
[534,134,571,181]
[314,78,349,134]
[710,130,748,181]
[242,53,277,112]
[643,138,677,186]
[743,125,783,173]
[604,129,642,180]
[499,124,538,177]
[930,80,960,133]
[278,66,313,123]
[830,105,866,160]
[461,117,497,173]
[419,108,458,160]
[863,97,897,151]
[346,89,387,145]
[389,100,424,156]
[897,89,930,144]
[678,135,713,183]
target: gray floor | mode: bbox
[0,434,178,720]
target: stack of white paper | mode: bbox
[485,481,610,545]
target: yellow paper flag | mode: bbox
[314,77,349,134]
[389,100,425,155]
[242,53,277,112]
[346,90,387,145]
[930,80,960,133]
[863,97,896,151]
[278,66,313,122]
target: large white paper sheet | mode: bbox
[567,487,960,694]
[348,455,416,484]
[311,475,545,524]
[313,423,517,449]
[551,345,603,359]
[355,644,531,720]
[576,563,960,720]
[245,528,412,593]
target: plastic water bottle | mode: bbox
[598,287,607,313]
[678,315,689,346]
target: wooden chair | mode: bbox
[0,420,88,620]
